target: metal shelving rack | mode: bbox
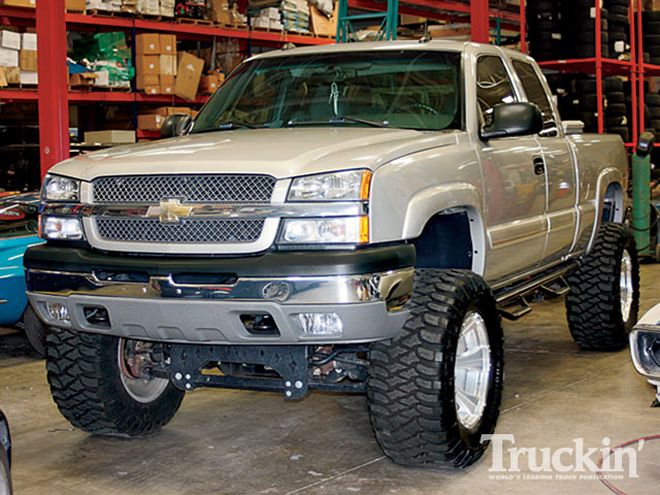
[536,0,660,150]
[0,0,335,177]
[341,0,526,47]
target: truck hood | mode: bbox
[52,128,460,181]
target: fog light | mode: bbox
[41,216,84,240]
[297,313,343,336]
[45,302,70,322]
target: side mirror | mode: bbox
[160,114,193,138]
[480,102,543,141]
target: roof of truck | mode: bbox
[248,40,473,61]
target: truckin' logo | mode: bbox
[145,199,193,223]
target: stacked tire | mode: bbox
[527,0,564,61]
[565,2,609,59]
[643,12,660,66]
[569,77,606,133]
[605,0,630,58]
[605,76,629,142]
[647,93,660,136]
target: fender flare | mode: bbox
[585,167,626,252]
[402,183,486,275]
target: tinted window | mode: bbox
[512,60,556,131]
[476,56,516,118]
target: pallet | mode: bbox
[87,9,136,18]
[217,22,248,30]
[175,17,214,26]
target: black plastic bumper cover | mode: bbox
[24,243,415,278]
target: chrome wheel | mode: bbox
[118,339,169,403]
[454,311,492,430]
[620,249,633,322]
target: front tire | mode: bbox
[566,223,640,351]
[368,269,504,468]
[46,329,184,437]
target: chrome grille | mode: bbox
[92,174,276,204]
[96,217,265,244]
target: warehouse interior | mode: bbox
[0,0,659,493]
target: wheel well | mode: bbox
[602,182,624,223]
[413,211,474,270]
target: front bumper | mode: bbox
[25,244,414,345]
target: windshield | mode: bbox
[193,50,462,132]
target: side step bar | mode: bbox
[494,261,578,321]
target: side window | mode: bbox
[476,56,517,121]
[512,60,557,133]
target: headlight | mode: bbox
[40,216,84,240]
[279,217,368,245]
[42,175,80,202]
[288,170,372,201]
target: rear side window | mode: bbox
[512,60,557,133]
[476,56,516,118]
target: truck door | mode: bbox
[511,59,578,262]
[475,54,548,282]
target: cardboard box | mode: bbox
[0,47,18,67]
[19,49,37,71]
[155,106,192,117]
[138,113,164,131]
[3,66,19,84]
[0,30,21,50]
[136,72,159,90]
[0,67,7,87]
[159,54,177,76]
[19,70,37,85]
[199,74,222,94]
[135,33,160,54]
[0,0,35,8]
[174,52,204,101]
[143,85,160,95]
[21,32,36,50]
[159,74,174,95]
[136,54,159,75]
[159,34,176,54]
[84,130,136,145]
[66,0,86,11]
[70,72,97,87]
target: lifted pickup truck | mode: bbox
[26,41,639,468]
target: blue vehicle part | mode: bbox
[0,235,44,325]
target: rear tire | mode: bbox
[368,269,504,468]
[566,223,640,351]
[46,329,184,437]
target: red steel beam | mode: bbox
[470,0,489,43]
[37,0,69,178]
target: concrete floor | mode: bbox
[1,265,658,495]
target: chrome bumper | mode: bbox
[26,267,413,345]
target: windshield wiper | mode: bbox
[192,121,262,133]
[287,116,389,128]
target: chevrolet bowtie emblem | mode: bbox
[146,199,193,223]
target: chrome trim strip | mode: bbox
[42,202,369,220]
[27,267,414,308]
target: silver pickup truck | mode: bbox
[25,41,639,468]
